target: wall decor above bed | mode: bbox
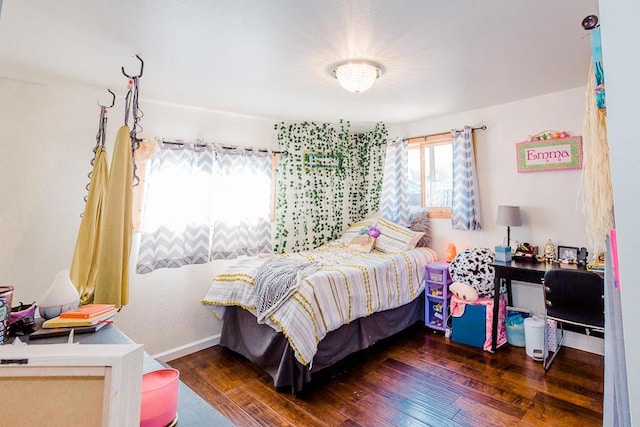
[303,151,343,169]
[516,134,583,173]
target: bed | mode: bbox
[202,216,436,392]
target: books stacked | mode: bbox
[31,304,117,339]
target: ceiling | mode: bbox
[0,0,600,129]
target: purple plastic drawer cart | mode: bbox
[424,261,452,332]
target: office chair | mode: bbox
[542,268,604,371]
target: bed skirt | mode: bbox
[219,291,425,392]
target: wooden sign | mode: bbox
[516,136,583,173]
[304,151,342,169]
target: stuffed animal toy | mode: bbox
[449,247,501,297]
[449,281,479,302]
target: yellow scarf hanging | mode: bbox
[93,125,134,306]
[70,146,109,304]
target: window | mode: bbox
[407,133,453,218]
[136,142,274,273]
[141,149,272,231]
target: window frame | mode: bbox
[407,132,453,219]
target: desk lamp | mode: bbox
[496,205,522,248]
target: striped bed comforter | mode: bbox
[202,242,438,366]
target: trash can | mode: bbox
[524,316,547,361]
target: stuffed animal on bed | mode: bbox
[449,281,479,302]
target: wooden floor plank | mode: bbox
[175,369,261,426]
[363,369,462,419]
[451,396,522,427]
[168,324,604,426]
[228,377,330,427]
[381,358,528,419]
[519,392,604,427]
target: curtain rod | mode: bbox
[161,140,288,155]
[407,125,487,142]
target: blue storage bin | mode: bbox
[451,303,486,349]
[505,314,526,347]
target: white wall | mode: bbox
[599,0,640,423]
[388,86,604,355]
[0,78,276,358]
[1,77,604,359]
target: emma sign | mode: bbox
[516,136,583,172]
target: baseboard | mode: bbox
[152,334,220,363]
[563,330,604,356]
[150,330,602,364]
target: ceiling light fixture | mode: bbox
[331,60,383,93]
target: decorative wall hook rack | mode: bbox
[120,55,145,187]
[83,89,116,208]
[97,89,116,109]
[121,54,144,79]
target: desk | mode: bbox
[490,261,596,352]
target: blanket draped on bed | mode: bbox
[203,243,437,366]
[254,257,317,323]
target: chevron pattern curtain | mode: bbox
[380,137,410,226]
[451,126,482,230]
[209,149,272,259]
[136,143,272,273]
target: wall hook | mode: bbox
[582,15,599,30]
[121,54,144,78]
[97,89,116,108]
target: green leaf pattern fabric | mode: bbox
[274,121,387,253]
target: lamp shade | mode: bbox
[331,60,383,93]
[496,205,522,227]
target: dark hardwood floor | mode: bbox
[168,324,604,426]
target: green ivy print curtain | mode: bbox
[274,121,387,253]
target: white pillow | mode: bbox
[374,218,424,253]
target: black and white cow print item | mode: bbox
[449,247,499,297]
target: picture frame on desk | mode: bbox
[557,245,579,264]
